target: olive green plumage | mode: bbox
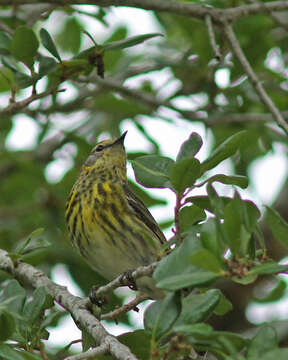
[65,132,165,298]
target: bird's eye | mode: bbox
[96,145,104,152]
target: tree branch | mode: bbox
[0,86,63,116]
[65,343,109,360]
[101,293,150,321]
[92,262,158,298]
[0,249,139,360]
[223,22,288,135]
[2,0,288,23]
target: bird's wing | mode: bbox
[123,183,166,245]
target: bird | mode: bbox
[65,131,166,299]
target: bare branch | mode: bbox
[101,293,150,321]
[0,249,139,360]
[223,22,288,135]
[205,15,221,62]
[93,262,158,298]
[65,343,109,360]
[2,0,288,24]
[0,86,62,116]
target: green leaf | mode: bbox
[1,280,26,314]
[117,330,151,360]
[144,292,181,340]
[40,28,61,62]
[174,322,213,335]
[189,249,224,273]
[232,273,258,285]
[0,311,15,341]
[201,130,247,174]
[102,33,163,51]
[265,206,288,249]
[214,292,233,316]
[249,262,288,275]
[247,326,278,359]
[57,17,82,53]
[176,289,221,325]
[10,26,39,67]
[132,155,174,188]
[223,197,251,256]
[96,330,151,360]
[0,66,14,92]
[203,174,248,189]
[170,158,201,193]
[82,329,96,352]
[154,236,203,290]
[0,31,12,55]
[254,279,287,303]
[0,343,32,360]
[23,287,53,324]
[156,271,219,291]
[199,218,224,259]
[206,183,226,219]
[262,349,288,360]
[14,228,50,255]
[38,56,57,77]
[243,200,261,233]
[179,205,206,233]
[187,195,231,213]
[176,132,203,162]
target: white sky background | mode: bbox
[4,5,288,350]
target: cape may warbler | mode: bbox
[65,132,165,299]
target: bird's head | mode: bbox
[82,131,127,181]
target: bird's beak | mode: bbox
[113,131,127,146]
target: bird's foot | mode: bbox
[120,270,138,291]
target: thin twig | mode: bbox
[205,15,221,61]
[65,343,109,360]
[94,262,158,298]
[0,86,63,116]
[101,293,150,321]
[223,22,288,135]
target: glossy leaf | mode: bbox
[265,206,288,249]
[38,56,57,77]
[189,249,224,273]
[0,31,11,55]
[247,326,277,359]
[144,292,181,340]
[156,271,219,291]
[203,174,248,189]
[0,66,14,92]
[0,312,15,341]
[170,157,201,193]
[102,32,163,51]
[40,28,62,62]
[179,205,206,233]
[249,262,288,275]
[0,343,41,360]
[176,289,221,325]
[176,132,203,162]
[201,130,247,174]
[23,287,53,324]
[214,292,233,316]
[154,235,208,290]
[132,155,174,188]
[10,26,39,67]
[1,280,26,314]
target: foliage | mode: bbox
[1,1,288,359]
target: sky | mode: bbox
[3,4,288,351]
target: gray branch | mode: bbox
[0,249,139,360]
